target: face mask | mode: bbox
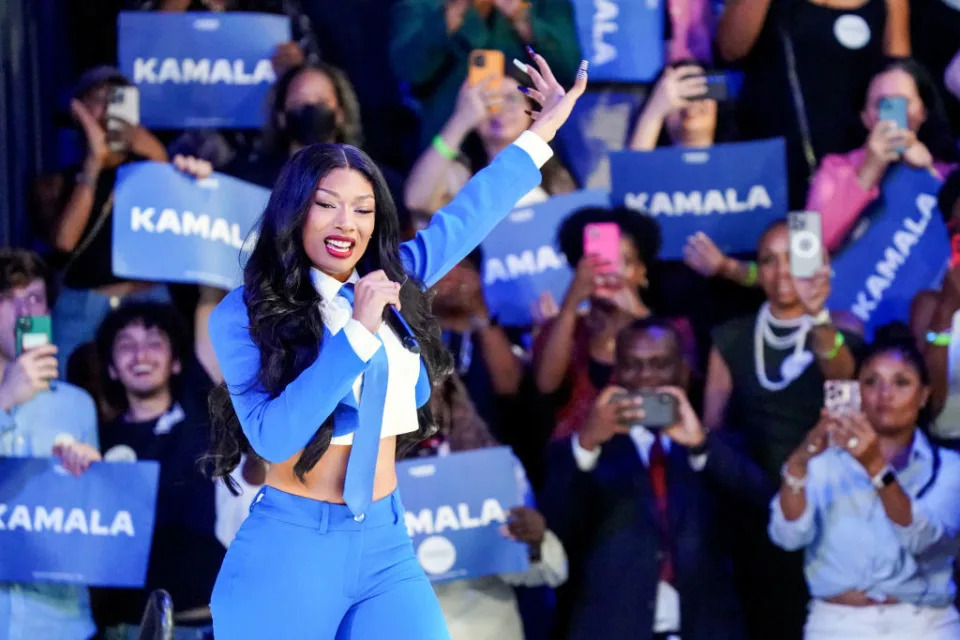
[283,103,338,146]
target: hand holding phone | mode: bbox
[877,96,908,155]
[468,50,504,114]
[106,86,140,153]
[788,211,824,279]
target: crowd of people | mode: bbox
[4,0,960,639]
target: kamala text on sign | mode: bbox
[828,165,950,337]
[571,0,663,82]
[0,458,159,587]
[113,162,269,290]
[118,12,290,128]
[609,139,788,259]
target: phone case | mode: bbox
[787,211,824,279]
[583,223,621,274]
[638,392,679,429]
[468,50,504,114]
[878,96,908,153]
[15,315,52,356]
[951,234,960,268]
[824,380,861,416]
[701,72,728,102]
[107,86,140,126]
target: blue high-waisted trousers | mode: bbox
[210,486,450,639]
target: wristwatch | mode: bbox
[870,464,897,490]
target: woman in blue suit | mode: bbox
[205,55,587,639]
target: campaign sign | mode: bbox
[828,165,950,336]
[0,458,159,587]
[571,0,663,83]
[113,162,268,290]
[118,12,290,128]
[482,189,611,326]
[609,139,788,259]
[396,447,529,583]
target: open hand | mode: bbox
[519,52,588,143]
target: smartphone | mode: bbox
[583,222,621,274]
[878,96,908,154]
[468,49,504,114]
[106,86,140,152]
[787,211,824,279]
[700,71,729,102]
[611,390,679,429]
[824,380,861,416]
[15,315,52,357]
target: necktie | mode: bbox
[338,283,389,520]
[648,436,675,585]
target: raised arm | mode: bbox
[401,54,588,287]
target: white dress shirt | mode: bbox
[309,268,422,445]
[571,427,706,636]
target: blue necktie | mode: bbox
[338,283,388,520]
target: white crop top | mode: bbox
[310,268,421,446]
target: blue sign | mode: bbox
[113,162,268,290]
[396,447,529,583]
[555,90,644,190]
[828,165,950,337]
[0,458,159,587]
[118,12,290,129]
[609,139,788,259]
[482,190,611,326]
[571,0,663,82]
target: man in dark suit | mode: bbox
[540,317,771,640]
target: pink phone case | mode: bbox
[583,223,621,274]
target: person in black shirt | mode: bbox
[88,302,222,639]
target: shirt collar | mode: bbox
[309,267,359,301]
[628,424,671,453]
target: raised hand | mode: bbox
[683,232,727,277]
[517,51,589,143]
[647,64,707,118]
[71,99,108,168]
[792,265,832,317]
[0,345,59,411]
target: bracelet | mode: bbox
[926,331,951,347]
[870,464,897,490]
[780,462,807,494]
[743,261,758,287]
[815,330,845,360]
[431,135,459,160]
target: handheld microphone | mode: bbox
[385,306,421,354]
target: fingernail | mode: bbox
[577,60,589,80]
[512,59,528,74]
[526,45,536,59]
[517,86,530,94]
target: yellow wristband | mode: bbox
[744,261,758,287]
[431,135,458,160]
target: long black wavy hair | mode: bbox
[207,144,452,491]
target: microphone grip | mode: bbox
[385,305,421,354]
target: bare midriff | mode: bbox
[264,436,399,503]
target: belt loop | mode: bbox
[317,500,329,534]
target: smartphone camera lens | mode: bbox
[473,53,485,67]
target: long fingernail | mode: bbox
[577,60,589,80]
[512,59,528,74]
[526,45,536,59]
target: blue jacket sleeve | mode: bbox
[209,288,372,463]
[400,143,542,288]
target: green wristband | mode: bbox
[432,135,458,160]
[927,331,951,347]
[744,261,758,287]
[818,330,845,360]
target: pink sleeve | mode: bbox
[806,154,879,253]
